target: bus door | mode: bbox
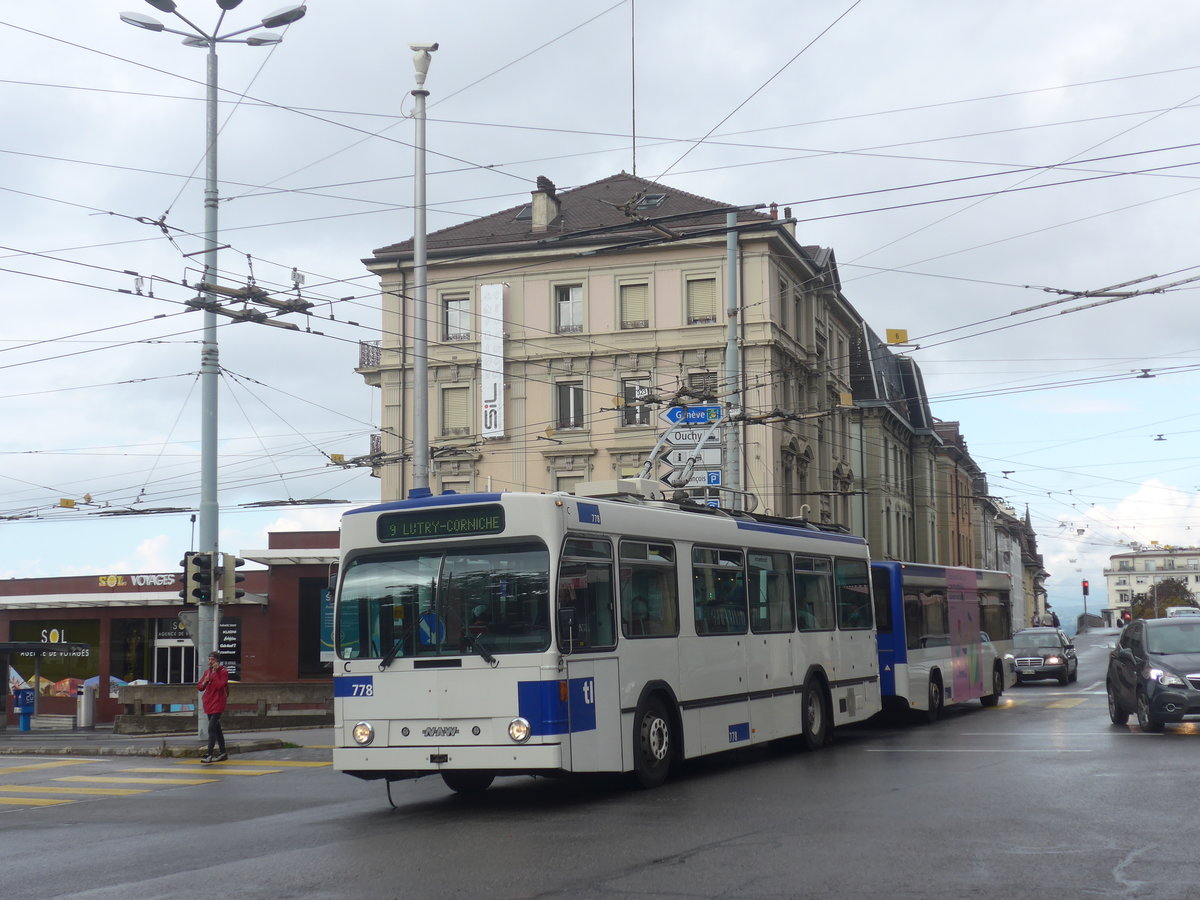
[561,657,622,772]
[556,536,622,772]
[870,565,902,698]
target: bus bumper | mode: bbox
[334,742,564,777]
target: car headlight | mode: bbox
[352,721,375,745]
[1149,668,1187,688]
[1045,655,1062,665]
[508,717,531,743]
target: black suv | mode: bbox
[1012,627,1078,685]
[1108,617,1200,732]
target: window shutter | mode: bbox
[687,278,718,324]
[442,387,470,434]
[620,283,649,328]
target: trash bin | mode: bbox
[76,684,96,729]
[13,689,34,732]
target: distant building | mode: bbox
[1104,546,1200,625]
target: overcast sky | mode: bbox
[4,2,1200,625]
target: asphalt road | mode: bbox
[1,628,1194,899]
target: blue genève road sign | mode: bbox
[659,405,723,425]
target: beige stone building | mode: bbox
[360,173,858,523]
[356,171,1046,608]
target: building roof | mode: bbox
[370,172,779,261]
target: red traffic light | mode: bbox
[1082,579,1089,596]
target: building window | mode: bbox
[686,277,718,325]
[556,381,585,429]
[556,284,583,333]
[688,371,718,401]
[441,386,470,435]
[555,473,585,494]
[443,295,470,341]
[622,378,651,426]
[619,282,649,329]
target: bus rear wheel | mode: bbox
[632,696,673,788]
[441,770,495,794]
[800,678,830,751]
[980,667,1003,707]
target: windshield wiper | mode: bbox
[378,637,404,671]
[467,634,497,666]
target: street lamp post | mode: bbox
[409,42,437,496]
[120,1,306,734]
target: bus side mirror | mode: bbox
[557,607,576,654]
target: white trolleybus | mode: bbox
[332,479,882,794]
[870,561,1016,722]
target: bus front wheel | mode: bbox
[632,696,673,788]
[441,770,495,794]
[800,678,830,751]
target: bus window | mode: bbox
[749,551,794,633]
[693,547,747,635]
[979,590,1012,641]
[904,586,948,649]
[619,540,679,638]
[870,567,893,634]
[557,538,616,652]
[835,558,872,630]
[795,556,834,631]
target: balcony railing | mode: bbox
[359,340,381,369]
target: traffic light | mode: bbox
[185,551,216,604]
[1082,579,1089,596]
[178,551,196,606]
[222,553,246,602]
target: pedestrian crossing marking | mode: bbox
[0,796,74,807]
[177,759,330,768]
[0,784,147,796]
[54,775,218,786]
[124,767,281,776]
[0,760,92,775]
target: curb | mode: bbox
[0,738,285,758]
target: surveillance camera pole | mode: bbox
[410,42,437,495]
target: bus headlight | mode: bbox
[352,721,375,745]
[508,717,531,743]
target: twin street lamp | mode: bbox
[119,2,306,714]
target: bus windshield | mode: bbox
[337,541,551,660]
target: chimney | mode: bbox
[531,176,560,232]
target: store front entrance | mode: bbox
[154,642,196,685]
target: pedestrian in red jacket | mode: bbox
[197,651,229,764]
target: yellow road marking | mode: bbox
[0,784,146,796]
[1048,699,1086,709]
[0,760,92,774]
[0,796,74,806]
[124,767,280,776]
[178,759,330,768]
[54,775,217,786]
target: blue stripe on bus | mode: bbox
[732,520,868,545]
[517,678,597,736]
[344,493,505,516]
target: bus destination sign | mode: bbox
[377,505,505,543]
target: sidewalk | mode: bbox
[0,723,335,758]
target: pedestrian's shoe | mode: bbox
[214,752,228,762]
[200,755,213,765]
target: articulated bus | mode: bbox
[331,481,882,794]
[870,562,1016,721]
